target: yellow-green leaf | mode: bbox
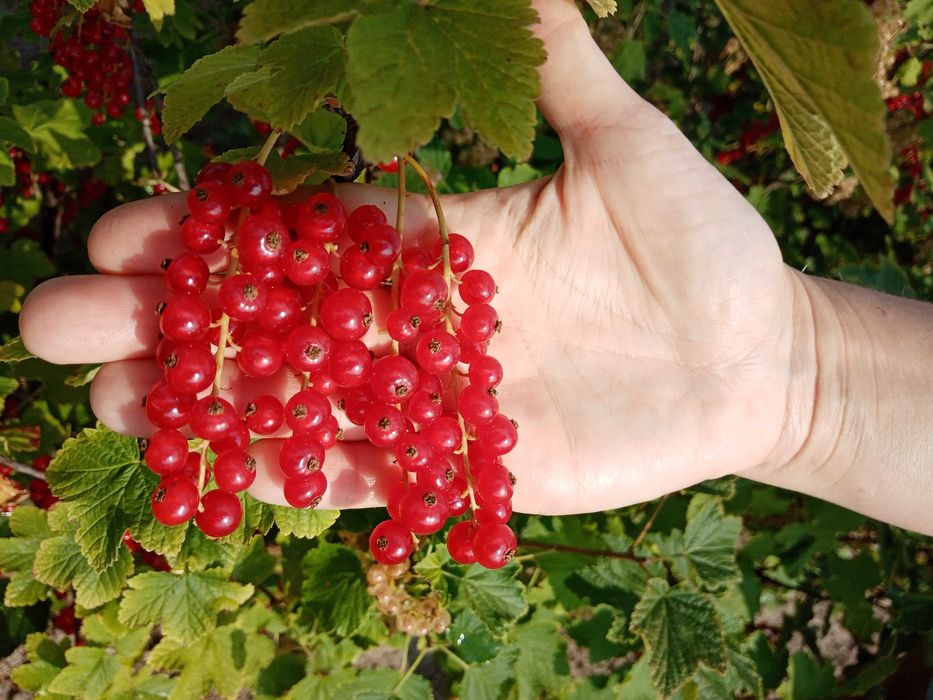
[142,0,175,29]
[714,0,894,222]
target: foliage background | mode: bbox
[0,0,932,698]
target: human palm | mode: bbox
[19,0,797,514]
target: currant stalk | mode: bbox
[389,156,407,356]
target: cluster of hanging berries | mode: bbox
[29,0,140,126]
[143,155,517,567]
[366,560,451,636]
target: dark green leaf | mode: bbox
[446,608,501,663]
[455,560,528,631]
[460,645,519,700]
[237,0,378,43]
[301,543,371,636]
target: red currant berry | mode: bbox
[328,340,373,388]
[460,303,499,343]
[244,394,284,435]
[291,192,346,243]
[213,449,257,492]
[284,325,331,372]
[432,233,474,273]
[422,416,461,456]
[364,404,405,448]
[399,485,448,535]
[370,355,419,404]
[209,420,250,455]
[237,332,283,378]
[476,415,518,456]
[196,162,233,185]
[284,470,328,508]
[370,520,413,565]
[159,294,211,343]
[457,385,499,426]
[181,216,225,253]
[143,428,189,475]
[284,240,329,286]
[404,390,443,424]
[419,458,456,491]
[415,331,461,374]
[401,247,434,274]
[446,478,469,516]
[195,490,243,537]
[459,269,496,305]
[472,523,516,569]
[219,274,268,322]
[285,389,331,433]
[347,204,387,242]
[341,385,376,425]
[386,309,422,343]
[188,396,237,441]
[396,432,434,472]
[152,478,199,526]
[400,269,447,317]
[187,181,232,224]
[468,355,503,389]
[164,252,210,295]
[446,521,477,564]
[162,342,215,395]
[278,433,325,479]
[238,214,289,269]
[145,380,194,429]
[457,334,488,365]
[340,246,386,291]
[473,499,512,525]
[320,288,373,341]
[313,414,340,449]
[359,223,401,267]
[475,463,514,502]
[227,161,272,207]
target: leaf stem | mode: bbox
[393,646,428,693]
[439,645,471,672]
[518,539,647,563]
[630,494,668,551]
[256,129,281,167]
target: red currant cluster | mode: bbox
[29,1,138,126]
[143,157,517,567]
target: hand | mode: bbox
[19,0,804,515]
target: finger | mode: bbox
[20,274,395,365]
[90,358,368,439]
[531,0,651,150]
[247,438,401,510]
[88,185,450,276]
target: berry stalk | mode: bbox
[390,156,407,356]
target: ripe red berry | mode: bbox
[447,521,477,564]
[359,223,402,267]
[162,342,215,395]
[143,428,189,475]
[196,162,233,185]
[284,325,332,372]
[364,404,406,448]
[400,269,447,317]
[473,499,512,525]
[399,484,448,535]
[472,523,516,569]
[237,332,283,378]
[475,414,518,456]
[415,331,461,374]
[285,389,331,433]
[244,394,284,434]
[257,285,302,334]
[227,161,272,207]
[446,478,470,516]
[457,385,499,426]
[347,204,387,242]
[341,385,376,425]
[313,414,340,449]
[159,294,211,343]
[396,432,434,472]
[459,303,499,343]
[195,490,243,537]
[181,216,225,253]
[209,420,250,455]
[145,380,194,429]
[283,470,328,508]
[278,433,325,479]
[291,192,346,243]
[219,273,268,321]
[164,252,210,295]
[328,340,373,388]
[213,449,257,492]
[468,355,503,389]
[432,233,474,273]
[422,416,461,456]
[370,520,413,565]
[238,214,289,269]
[284,240,329,286]
[188,397,237,441]
[475,463,514,502]
[370,355,420,404]
[459,269,496,305]
[187,181,232,224]
[151,478,199,526]
[405,390,443,424]
[320,288,373,341]
[386,309,422,343]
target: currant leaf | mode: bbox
[713,0,893,222]
[459,645,519,700]
[12,100,101,170]
[236,0,380,43]
[300,543,371,636]
[658,497,742,591]
[46,646,127,700]
[162,45,262,143]
[454,560,528,631]
[33,534,134,609]
[272,505,339,538]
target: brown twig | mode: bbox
[518,539,645,562]
[0,455,47,481]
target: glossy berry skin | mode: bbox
[445,478,470,516]
[472,523,516,569]
[347,204,387,242]
[419,458,456,491]
[237,332,283,378]
[342,385,376,425]
[370,355,420,404]
[422,416,461,456]
[181,216,225,253]
[238,214,289,269]
[328,340,372,388]
[160,295,211,342]
[405,390,443,425]
[146,380,194,429]
[291,192,346,243]
[213,449,257,492]
[468,355,503,389]
[320,288,373,341]
[162,342,215,394]
[219,274,268,321]
[278,434,325,479]
[473,499,512,525]
[227,161,272,207]
[189,397,237,441]
[370,520,413,565]
[476,415,518,456]
[164,252,210,295]
[400,269,447,317]
[457,385,499,426]
[196,161,232,185]
[314,415,340,449]
[257,285,302,334]
[386,309,421,343]
[186,181,232,224]
[396,433,434,472]
[151,478,199,526]
[284,240,329,286]
[364,404,405,448]
[415,331,461,374]
[244,394,284,434]
[144,428,189,475]
[432,233,474,273]
[446,521,478,564]
[457,335,488,365]
[284,325,331,372]
[340,246,386,291]
[285,389,331,433]
[195,490,243,538]
[458,269,496,305]
[209,420,250,455]
[359,223,401,267]
[284,470,328,508]
[475,463,514,502]
[398,485,448,535]
[401,247,433,274]
[459,303,499,343]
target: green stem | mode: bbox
[439,645,471,672]
[518,539,647,564]
[393,647,428,694]
[256,129,281,166]
[630,494,668,551]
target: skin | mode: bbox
[18,0,933,535]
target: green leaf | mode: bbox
[511,608,569,699]
[148,623,275,699]
[413,544,451,591]
[162,45,263,143]
[611,40,646,83]
[273,505,339,538]
[713,0,894,222]
[142,0,175,28]
[292,108,347,151]
[265,149,352,192]
[227,26,345,130]
[46,646,125,700]
[119,569,254,642]
[460,645,519,700]
[66,0,96,11]
[0,115,36,150]
[0,507,52,606]
[237,0,375,43]
[455,560,528,631]
[47,425,187,570]
[345,0,545,162]
[0,150,13,186]
[630,578,727,697]
[567,604,632,663]
[776,652,837,700]
[661,498,742,590]
[12,101,101,170]
[33,535,134,609]
[446,608,501,663]
[905,0,933,39]
[3,572,50,606]
[301,543,371,636]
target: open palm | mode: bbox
[20,0,799,514]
